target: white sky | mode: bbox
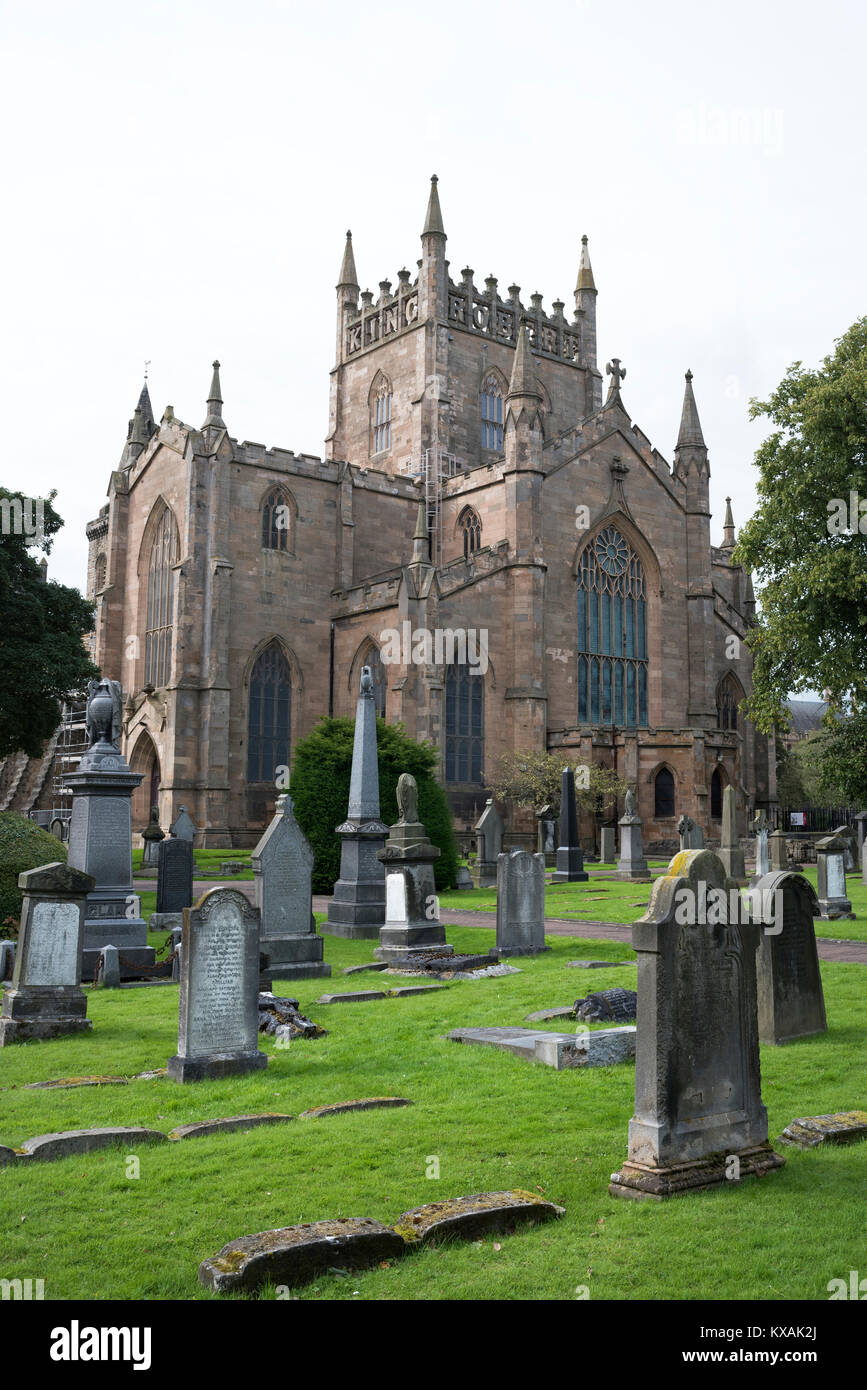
[2,0,865,593]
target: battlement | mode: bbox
[444,271,586,367]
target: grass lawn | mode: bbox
[0,925,864,1301]
[441,867,867,941]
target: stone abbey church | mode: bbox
[75,177,774,848]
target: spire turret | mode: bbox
[410,496,430,565]
[576,234,596,293]
[722,495,736,549]
[202,360,225,429]
[337,230,358,289]
[507,323,542,404]
[421,174,446,239]
[676,369,706,449]
[137,381,156,437]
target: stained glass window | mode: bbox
[654,767,675,818]
[577,526,648,727]
[481,373,503,451]
[459,506,482,559]
[717,674,741,732]
[247,643,291,784]
[262,489,291,551]
[445,663,484,784]
[144,505,178,689]
[373,379,392,453]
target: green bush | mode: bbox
[0,813,67,935]
[290,717,459,893]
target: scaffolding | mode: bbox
[401,448,459,568]
[48,696,89,836]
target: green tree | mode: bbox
[734,318,867,730]
[0,488,98,757]
[488,750,628,818]
[289,717,459,893]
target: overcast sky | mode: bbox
[3,0,865,593]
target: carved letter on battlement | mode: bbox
[472,302,490,331]
[405,294,419,324]
[384,306,398,336]
[449,293,467,324]
[348,325,362,354]
[496,309,513,340]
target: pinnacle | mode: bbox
[422,174,446,238]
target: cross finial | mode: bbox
[685,368,693,383]
[605,358,626,405]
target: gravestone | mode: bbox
[600,827,616,864]
[769,828,788,871]
[65,678,154,981]
[374,774,453,962]
[98,944,121,989]
[141,807,165,868]
[167,888,268,1082]
[157,838,194,914]
[252,792,330,983]
[831,824,858,872]
[456,866,473,891]
[750,810,770,882]
[853,809,867,861]
[614,789,649,880]
[552,767,588,882]
[749,870,827,1045]
[536,807,556,867]
[718,787,745,880]
[473,799,505,888]
[863,839,867,887]
[50,817,65,840]
[0,940,14,981]
[815,833,854,918]
[169,806,196,843]
[496,849,548,956]
[0,862,94,1044]
[610,848,785,1199]
[573,987,636,1022]
[324,667,388,938]
[677,815,694,852]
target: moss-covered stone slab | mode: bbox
[341,962,389,976]
[133,1069,168,1080]
[394,1189,565,1245]
[778,1111,867,1148]
[20,1127,168,1161]
[23,1074,128,1090]
[299,1098,412,1120]
[0,1145,17,1166]
[567,960,627,969]
[168,1113,294,1141]
[199,1218,406,1294]
[314,990,387,1004]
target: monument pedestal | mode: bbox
[325,823,389,938]
[260,933,331,986]
[610,1144,786,1200]
[614,817,650,881]
[0,987,92,1044]
[374,835,452,963]
[167,1052,268,1084]
[471,859,498,889]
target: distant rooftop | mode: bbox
[785,698,829,737]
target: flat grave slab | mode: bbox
[342,962,389,976]
[168,1114,294,1141]
[19,1127,168,1162]
[448,1025,636,1069]
[199,1218,406,1295]
[394,1189,565,1245]
[299,1098,412,1119]
[315,985,445,1004]
[778,1111,867,1148]
[567,960,627,969]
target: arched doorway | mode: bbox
[129,732,162,840]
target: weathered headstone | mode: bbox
[717,786,745,879]
[815,833,854,919]
[749,870,827,1045]
[536,807,556,866]
[455,866,473,891]
[252,792,330,983]
[853,809,867,860]
[98,944,121,989]
[677,815,694,852]
[862,838,867,887]
[167,888,268,1082]
[0,940,14,982]
[750,810,770,882]
[156,838,194,915]
[496,849,548,956]
[473,798,505,888]
[50,817,65,840]
[65,678,154,981]
[610,848,785,1199]
[769,828,788,871]
[552,767,588,883]
[614,789,649,880]
[374,774,453,962]
[600,827,616,864]
[141,806,165,867]
[0,863,94,1044]
[831,824,858,872]
[324,667,388,938]
[169,805,196,843]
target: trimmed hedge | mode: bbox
[290,718,459,893]
[0,813,67,936]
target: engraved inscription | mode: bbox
[186,904,256,1056]
[26,901,80,986]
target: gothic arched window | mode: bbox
[717,674,741,732]
[711,767,723,820]
[372,376,392,454]
[480,373,503,451]
[444,664,484,784]
[459,506,482,559]
[577,526,648,728]
[262,489,292,552]
[95,553,107,591]
[144,505,179,689]
[361,644,387,718]
[654,767,675,819]
[247,643,292,784]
